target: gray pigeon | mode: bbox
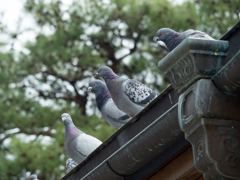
[94,66,159,117]
[29,174,38,180]
[66,158,78,172]
[154,28,214,52]
[88,80,132,129]
[61,113,102,163]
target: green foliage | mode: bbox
[196,0,240,38]
[0,0,238,179]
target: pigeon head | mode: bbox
[94,66,117,80]
[29,174,38,180]
[154,28,176,43]
[88,80,106,93]
[61,113,73,126]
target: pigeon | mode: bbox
[88,80,132,129]
[61,113,102,163]
[29,174,38,180]
[94,66,159,117]
[66,158,78,172]
[154,28,215,52]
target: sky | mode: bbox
[0,0,185,52]
[0,0,36,53]
[0,0,76,54]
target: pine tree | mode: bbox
[0,0,238,179]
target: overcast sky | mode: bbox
[0,0,77,53]
[0,0,184,50]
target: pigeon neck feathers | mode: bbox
[165,31,181,52]
[103,71,119,83]
[95,88,111,111]
[65,123,82,142]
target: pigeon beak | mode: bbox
[153,36,159,43]
[62,117,66,121]
[88,87,92,92]
[94,73,99,78]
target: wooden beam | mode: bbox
[149,147,202,180]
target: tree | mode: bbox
[0,0,238,179]
[195,0,240,37]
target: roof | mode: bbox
[62,21,240,180]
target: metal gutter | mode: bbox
[212,21,240,96]
[81,103,181,180]
[62,85,181,180]
[212,49,240,96]
[126,137,189,180]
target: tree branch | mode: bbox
[118,31,142,61]
[0,132,19,144]
[0,127,53,144]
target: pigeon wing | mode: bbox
[184,29,214,40]
[124,79,159,106]
[75,134,102,157]
[104,99,131,122]
[181,29,195,39]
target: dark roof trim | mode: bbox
[62,85,180,180]
[213,21,240,96]
[213,49,240,95]
[126,138,190,180]
[220,21,240,40]
[81,103,182,180]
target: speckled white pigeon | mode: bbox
[66,158,78,172]
[94,66,159,117]
[29,174,38,180]
[61,113,102,163]
[154,28,215,52]
[88,80,132,129]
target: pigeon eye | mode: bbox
[67,115,69,117]
[161,32,164,35]
[93,83,96,86]
[100,69,102,72]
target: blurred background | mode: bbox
[0,0,239,179]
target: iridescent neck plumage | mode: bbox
[65,123,81,142]
[95,88,111,110]
[103,72,119,84]
[165,31,181,51]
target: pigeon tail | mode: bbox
[66,158,78,172]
